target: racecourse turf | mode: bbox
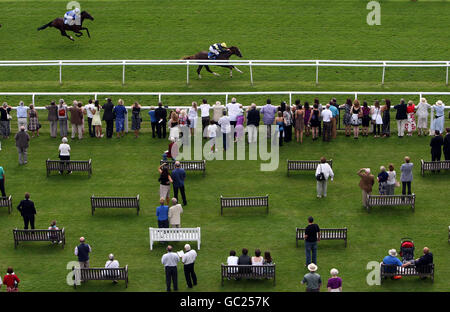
[0,0,449,292]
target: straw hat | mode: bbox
[436,100,443,106]
[307,263,318,272]
[388,249,397,257]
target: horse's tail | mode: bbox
[37,22,52,31]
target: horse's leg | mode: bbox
[81,27,91,38]
[197,65,203,79]
[74,30,83,37]
[60,29,74,41]
[205,65,220,76]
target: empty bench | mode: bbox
[72,265,128,288]
[421,159,450,176]
[296,227,347,247]
[366,194,415,213]
[287,159,333,176]
[220,195,269,215]
[13,228,65,249]
[149,227,201,250]
[160,160,206,176]
[0,195,12,214]
[380,263,434,283]
[91,195,140,215]
[221,264,276,286]
[46,159,92,177]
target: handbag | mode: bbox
[316,164,326,181]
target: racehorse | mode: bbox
[37,11,94,41]
[183,46,243,78]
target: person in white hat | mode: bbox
[301,263,322,292]
[104,253,120,283]
[327,268,342,292]
[430,100,445,134]
[382,249,403,279]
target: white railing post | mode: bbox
[225,94,229,105]
[382,61,386,85]
[59,61,62,85]
[94,93,97,101]
[289,92,292,106]
[354,92,358,100]
[122,61,126,85]
[446,62,449,86]
[186,60,190,85]
[32,94,35,106]
[315,60,319,85]
[158,94,162,103]
[249,61,253,85]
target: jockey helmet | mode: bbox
[221,42,227,48]
[74,8,80,14]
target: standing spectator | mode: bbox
[0,102,12,139]
[68,101,83,140]
[207,120,218,153]
[416,98,431,136]
[309,103,321,141]
[405,100,417,136]
[357,168,374,207]
[187,102,198,136]
[226,97,240,139]
[212,101,224,124]
[131,101,142,138]
[377,166,389,195]
[444,128,450,160]
[2,267,20,292]
[155,102,167,139]
[178,109,189,145]
[294,101,305,143]
[361,101,371,137]
[394,99,408,138]
[58,137,72,174]
[218,110,231,151]
[321,104,332,142]
[102,98,115,139]
[327,268,342,292]
[260,99,277,139]
[274,111,285,146]
[168,198,183,228]
[181,244,197,288]
[168,111,180,141]
[301,263,321,292]
[381,99,391,137]
[329,99,339,139]
[16,101,28,131]
[0,165,5,197]
[304,216,320,266]
[339,98,353,137]
[91,100,103,138]
[430,130,444,172]
[430,100,445,134]
[303,102,312,137]
[28,104,39,137]
[46,101,59,138]
[199,99,211,133]
[386,164,397,195]
[400,156,413,195]
[17,192,36,229]
[161,245,179,292]
[85,99,95,138]
[315,157,334,198]
[246,103,260,144]
[158,164,173,205]
[235,105,245,142]
[314,98,323,137]
[371,100,383,138]
[105,254,120,284]
[15,126,30,165]
[350,100,361,139]
[57,99,68,138]
[281,101,293,142]
[156,197,169,228]
[148,107,157,138]
[171,161,187,206]
[74,237,92,269]
[113,99,127,138]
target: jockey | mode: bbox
[64,8,80,26]
[208,42,229,60]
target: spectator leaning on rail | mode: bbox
[16,101,28,131]
[199,99,211,133]
[84,99,95,138]
[46,101,59,138]
[155,102,168,139]
[102,98,115,139]
[400,156,413,196]
[315,157,334,198]
[357,168,374,208]
[329,99,339,139]
[68,100,83,140]
[15,125,30,165]
[416,98,431,136]
[394,99,408,138]
[246,103,260,144]
[57,99,69,138]
[260,99,277,139]
[321,104,333,142]
[113,99,127,138]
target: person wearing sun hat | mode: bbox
[430,100,445,134]
[301,263,322,292]
[382,249,403,279]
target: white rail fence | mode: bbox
[0,60,449,85]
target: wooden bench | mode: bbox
[46,159,92,177]
[160,160,206,176]
[149,227,201,250]
[380,263,434,283]
[91,195,140,215]
[220,195,269,215]
[366,194,415,213]
[296,227,347,247]
[72,265,128,288]
[221,264,276,286]
[0,195,12,214]
[421,159,450,176]
[287,159,333,176]
[13,228,65,249]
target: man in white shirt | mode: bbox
[218,111,231,150]
[104,253,120,283]
[226,98,240,138]
[206,120,218,152]
[321,104,333,142]
[181,244,197,288]
[199,99,211,134]
[168,198,183,228]
[315,157,334,198]
[58,137,72,174]
[85,100,96,138]
[161,245,179,292]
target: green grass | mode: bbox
[0,0,449,292]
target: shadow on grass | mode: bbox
[13,242,66,254]
[219,207,270,217]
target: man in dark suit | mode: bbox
[238,248,252,274]
[246,103,260,144]
[444,128,450,160]
[17,192,36,229]
[102,98,115,139]
[155,102,167,139]
[430,130,444,173]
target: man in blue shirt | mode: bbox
[171,161,187,206]
[156,197,169,228]
[329,99,339,139]
[382,249,403,277]
[113,99,127,138]
[148,107,157,138]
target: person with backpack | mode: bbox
[57,99,68,138]
[315,157,334,198]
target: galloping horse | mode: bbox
[37,11,94,41]
[183,46,243,78]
